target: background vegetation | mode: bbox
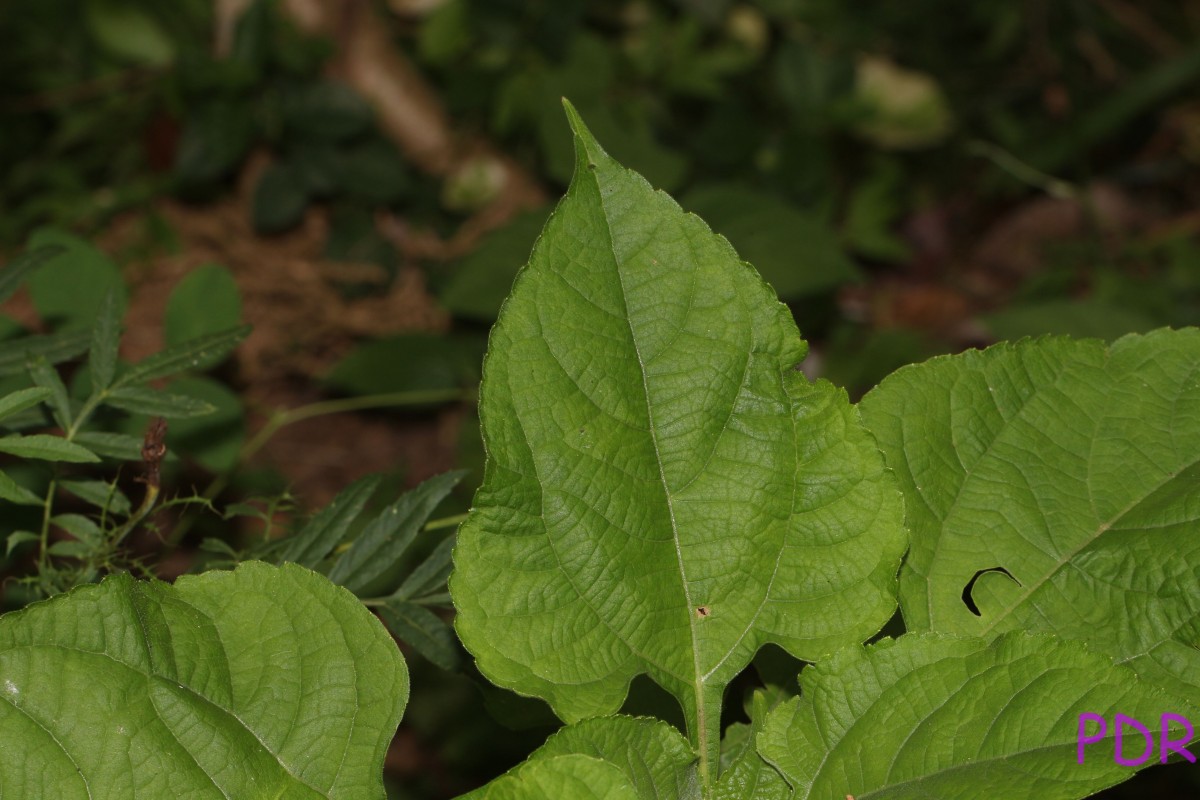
[1,0,1198,796]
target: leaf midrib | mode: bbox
[978,454,1200,638]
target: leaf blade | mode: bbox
[280,474,382,569]
[0,387,52,423]
[328,470,464,594]
[0,435,99,463]
[103,385,217,418]
[27,357,72,429]
[859,329,1200,705]
[0,330,91,377]
[451,101,906,770]
[378,600,460,671]
[116,325,250,387]
[0,245,64,305]
[0,561,408,799]
[88,287,122,391]
[758,632,1200,800]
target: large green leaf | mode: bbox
[451,101,906,786]
[757,632,1198,800]
[0,561,407,799]
[858,330,1200,704]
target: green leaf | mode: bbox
[280,474,382,569]
[418,0,471,64]
[47,540,92,559]
[328,470,465,594]
[0,245,65,306]
[84,0,175,66]
[841,159,912,263]
[0,435,99,463]
[0,472,43,506]
[118,325,250,386]
[72,431,145,461]
[0,387,52,423]
[103,385,217,418]
[533,716,700,800]
[681,184,859,301]
[59,478,132,516]
[378,599,460,671]
[25,229,127,330]
[451,102,907,784]
[324,335,483,396]
[0,561,408,799]
[174,100,256,193]
[162,376,245,473]
[88,288,121,391]
[253,162,311,234]
[27,358,72,429]
[5,531,39,556]
[51,514,102,545]
[393,533,455,601]
[713,691,788,800]
[164,265,242,348]
[438,209,552,320]
[858,330,1200,705]
[757,632,1199,800]
[0,330,91,377]
[462,754,640,800]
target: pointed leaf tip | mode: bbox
[561,98,607,172]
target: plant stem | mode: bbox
[168,388,472,546]
[967,140,1077,199]
[423,512,468,531]
[110,482,161,549]
[36,477,57,574]
[686,682,724,793]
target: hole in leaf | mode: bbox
[696,605,710,618]
[962,566,1021,616]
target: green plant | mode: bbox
[0,247,248,598]
[4,101,1200,799]
[0,232,470,645]
[449,103,1200,799]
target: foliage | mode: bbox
[0,561,407,799]
[0,231,466,660]
[447,103,1200,799]
[0,243,246,597]
[4,2,1200,796]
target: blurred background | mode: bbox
[1,0,1199,796]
